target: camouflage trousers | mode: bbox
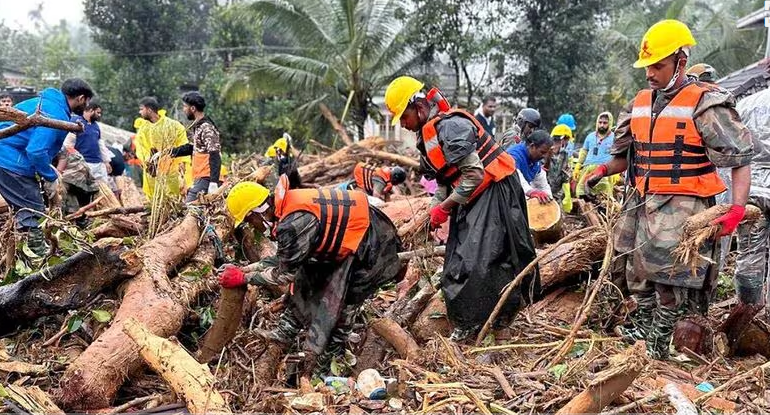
[735,168,770,316]
[614,191,718,358]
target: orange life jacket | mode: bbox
[630,83,726,197]
[420,109,516,202]
[274,175,370,261]
[353,162,392,195]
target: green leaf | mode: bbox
[330,357,341,376]
[197,306,216,329]
[0,383,7,398]
[549,364,569,380]
[568,343,588,358]
[67,315,84,333]
[47,256,65,267]
[91,309,112,323]
[482,333,496,347]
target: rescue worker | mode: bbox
[134,97,189,199]
[0,78,93,256]
[585,20,753,359]
[506,130,554,203]
[556,113,578,154]
[574,112,619,199]
[263,134,294,188]
[384,76,539,341]
[217,174,404,377]
[55,146,98,228]
[346,162,407,201]
[474,96,497,137]
[686,63,718,83]
[547,124,573,203]
[732,87,770,321]
[165,92,222,203]
[499,108,541,149]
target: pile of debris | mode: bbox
[0,136,768,415]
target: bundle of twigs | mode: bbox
[673,204,762,274]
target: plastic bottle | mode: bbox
[356,368,387,400]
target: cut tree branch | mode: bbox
[0,106,84,139]
[319,102,353,146]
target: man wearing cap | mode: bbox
[217,174,404,377]
[383,76,539,341]
[585,20,753,359]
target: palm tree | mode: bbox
[223,0,419,142]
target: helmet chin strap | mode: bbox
[662,48,690,92]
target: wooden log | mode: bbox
[0,106,83,139]
[0,240,136,334]
[527,198,563,245]
[367,150,419,169]
[718,320,770,359]
[555,341,648,414]
[652,378,736,413]
[197,287,247,364]
[539,229,607,291]
[122,318,231,413]
[370,317,420,360]
[663,383,698,415]
[398,246,446,261]
[298,138,384,183]
[114,176,146,207]
[56,215,206,410]
[411,293,453,342]
[91,216,143,239]
[3,385,65,415]
[86,206,146,218]
[356,284,436,372]
[253,343,284,387]
[673,315,713,356]
[715,302,764,356]
[574,199,602,227]
[65,196,105,220]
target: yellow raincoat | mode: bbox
[134,111,190,199]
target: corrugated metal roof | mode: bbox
[717,58,770,99]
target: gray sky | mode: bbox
[0,0,84,31]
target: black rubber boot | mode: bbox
[26,227,49,257]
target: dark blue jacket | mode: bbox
[73,115,103,163]
[0,88,72,181]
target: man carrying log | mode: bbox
[384,76,539,341]
[0,78,94,256]
[342,162,407,202]
[585,20,754,359]
[217,174,404,377]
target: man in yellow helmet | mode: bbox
[585,20,754,359]
[546,124,573,202]
[262,134,294,188]
[384,76,539,341]
[217,174,404,377]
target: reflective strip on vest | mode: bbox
[276,186,370,260]
[419,109,516,203]
[629,83,726,197]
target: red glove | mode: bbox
[585,165,608,188]
[527,189,552,204]
[710,205,746,237]
[430,204,451,229]
[218,265,247,288]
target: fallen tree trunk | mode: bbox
[356,283,436,373]
[56,215,204,410]
[115,176,146,207]
[123,318,231,413]
[0,240,136,334]
[555,341,648,414]
[0,106,84,139]
[398,246,445,261]
[370,318,420,360]
[3,385,65,415]
[716,302,764,356]
[196,287,247,364]
[318,102,353,146]
[411,293,453,342]
[297,138,385,184]
[574,199,601,227]
[539,229,607,291]
[91,216,144,239]
[86,206,146,218]
[367,150,419,169]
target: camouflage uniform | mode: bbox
[56,149,98,226]
[244,206,404,375]
[611,79,754,358]
[546,148,570,201]
[734,89,770,314]
[499,124,520,150]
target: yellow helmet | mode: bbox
[226,181,270,226]
[264,137,289,158]
[633,20,696,68]
[551,124,573,140]
[384,76,424,126]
